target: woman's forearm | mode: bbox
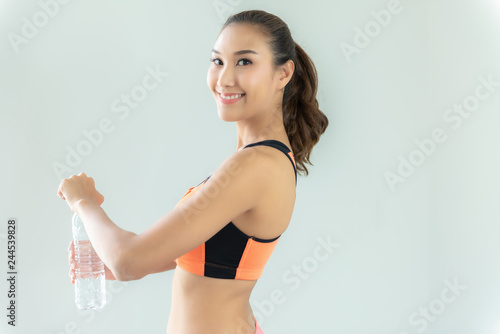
[73,199,178,281]
[74,199,136,280]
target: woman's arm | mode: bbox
[72,200,136,281]
[74,147,274,281]
[73,201,178,281]
[68,240,176,283]
[149,260,177,274]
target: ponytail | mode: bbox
[223,10,329,176]
[282,42,328,176]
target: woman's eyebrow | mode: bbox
[212,49,259,56]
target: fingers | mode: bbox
[68,240,76,284]
[68,240,74,256]
[97,193,105,206]
[57,173,104,205]
[57,181,66,200]
[69,267,75,284]
[68,251,76,284]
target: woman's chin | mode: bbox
[217,110,241,122]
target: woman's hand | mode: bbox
[68,240,116,283]
[57,172,105,212]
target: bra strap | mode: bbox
[243,140,297,185]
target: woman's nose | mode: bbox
[217,66,236,88]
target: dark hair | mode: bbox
[222,10,329,176]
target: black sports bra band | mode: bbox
[200,140,297,187]
[243,140,297,184]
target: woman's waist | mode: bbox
[167,306,256,334]
[172,266,256,302]
[169,267,257,333]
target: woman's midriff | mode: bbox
[166,266,258,334]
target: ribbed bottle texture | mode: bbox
[72,213,106,310]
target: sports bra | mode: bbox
[173,140,297,280]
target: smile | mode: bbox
[218,93,246,104]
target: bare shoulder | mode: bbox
[220,144,296,238]
[208,145,282,198]
[211,144,293,206]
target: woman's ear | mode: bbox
[278,59,295,90]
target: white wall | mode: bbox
[1,0,499,333]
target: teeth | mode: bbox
[221,94,244,100]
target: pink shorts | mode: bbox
[254,317,264,334]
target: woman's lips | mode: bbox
[218,93,246,105]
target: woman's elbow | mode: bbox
[111,241,174,281]
[113,268,136,282]
[111,251,141,282]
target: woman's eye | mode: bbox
[211,58,222,65]
[237,59,252,66]
[210,58,252,66]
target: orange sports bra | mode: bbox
[173,140,297,280]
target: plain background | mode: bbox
[1,0,500,333]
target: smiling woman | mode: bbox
[59,9,328,334]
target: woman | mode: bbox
[60,10,328,334]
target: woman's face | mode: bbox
[207,23,283,122]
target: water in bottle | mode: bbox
[72,213,106,310]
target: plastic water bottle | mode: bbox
[72,213,106,310]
